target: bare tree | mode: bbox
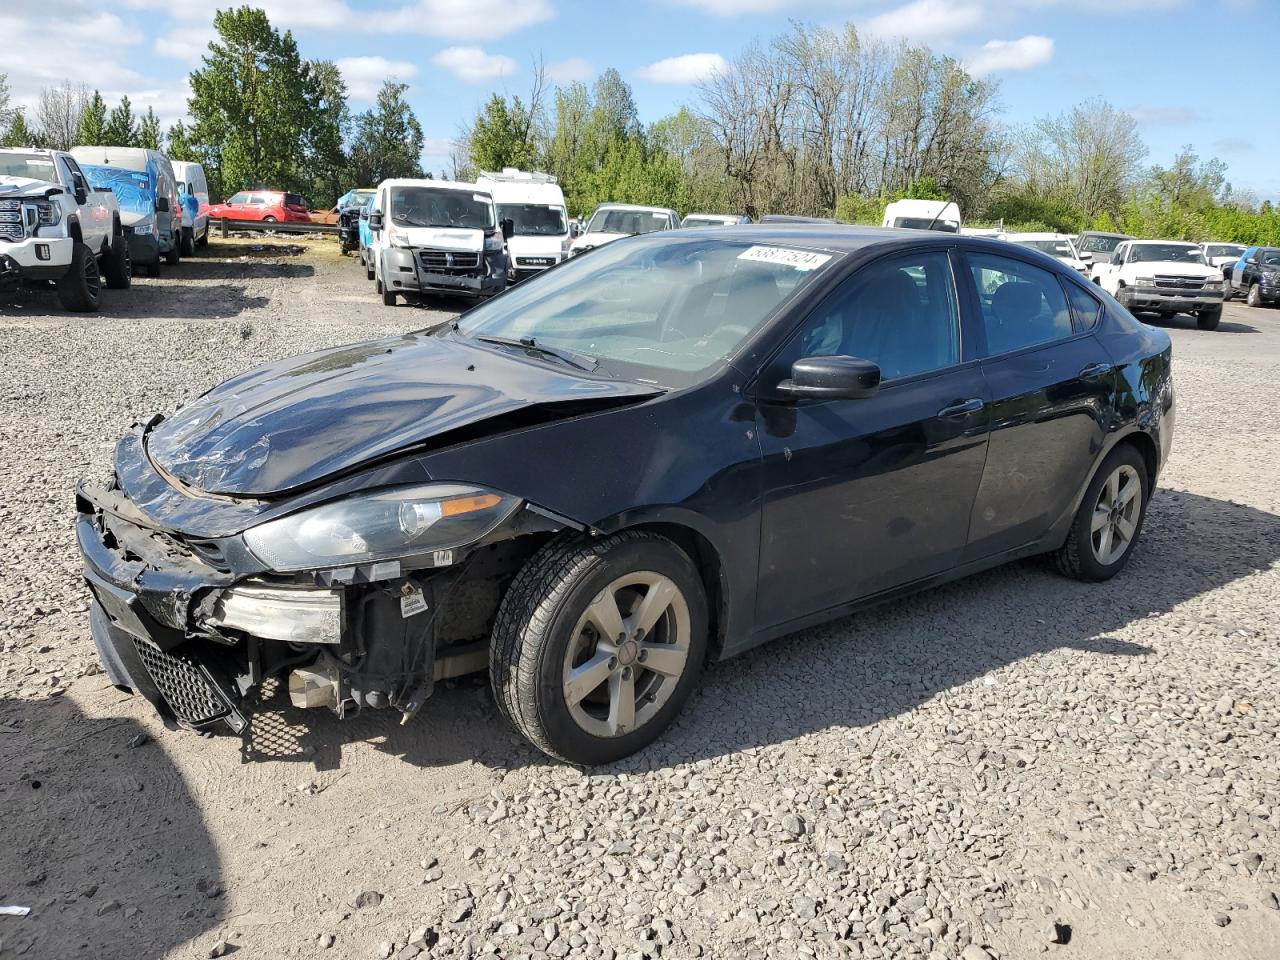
[36,81,90,151]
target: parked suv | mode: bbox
[1092,239,1222,329]
[1078,231,1132,276]
[0,147,130,310]
[1200,242,1246,276]
[1225,247,1280,308]
[571,203,679,256]
[207,190,311,224]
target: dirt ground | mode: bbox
[0,237,1277,960]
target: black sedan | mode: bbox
[77,226,1174,764]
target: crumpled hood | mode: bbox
[0,175,59,197]
[399,226,484,252]
[146,332,661,498]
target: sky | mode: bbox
[3,0,1276,203]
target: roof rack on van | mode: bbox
[478,168,558,185]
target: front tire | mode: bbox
[1054,445,1149,582]
[164,241,180,266]
[55,242,101,312]
[180,228,196,257]
[1247,283,1264,308]
[491,532,708,765]
[382,285,397,306]
[1197,306,1222,330]
[101,238,131,290]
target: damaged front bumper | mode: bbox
[76,463,564,735]
[383,246,509,298]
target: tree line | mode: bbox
[0,8,1275,244]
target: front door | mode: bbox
[753,249,990,631]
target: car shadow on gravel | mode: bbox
[1143,312,1259,334]
[168,259,316,281]
[1,282,270,319]
[0,695,224,958]
[213,489,1279,775]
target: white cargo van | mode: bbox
[882,199,961,233]
[71,146,182,274]
[475,168,569,283]
[172,160,210,252]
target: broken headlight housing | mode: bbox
[243,484,520,572]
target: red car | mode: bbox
[207,190,312,224]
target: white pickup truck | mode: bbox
[1091,239,1223,330]
[0,147,131,311]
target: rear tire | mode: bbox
[1247,283,1264,308]
[180,228,196,257]
[1196,307,1222,330]
[55,242,101,312]
[1054,444,1149,582]
[101,237,131,290]
[491,532,708,765]
[196,229,209,249]
[382,285,397,306]
[164,241,180,266]
[1222,279,1234,301]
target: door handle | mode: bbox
[937,398,985,418]
[1079,362,1114,381]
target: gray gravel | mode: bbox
[0,240,1277,959]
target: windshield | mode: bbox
[1015,238,1078,259]
[343,190,374,209]
[1128,244,1205,264]
[452,236,838,388]
[892,217,959,233]
[1204,244,1245,259]
[587,208,672,235]
[1079,234,1126,254]
[0,153,57,184]
[497,202,567,236]
[1261,249,1280,266]
[390,187,493,230]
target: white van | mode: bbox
[71,146,182,273]
[475,168,569,283]
[171,160,210,252]
[882,199,961,233]
[367,178,511,306]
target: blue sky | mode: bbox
[5,0,1276,202]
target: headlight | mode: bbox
[243,484,521,572]
[1263,272,1280,285]
[388,227,413,248]
[1133,276,1154,286]
[34,200,61,226]
[1203,279,1221,290]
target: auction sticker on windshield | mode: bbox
[738,246,833,271]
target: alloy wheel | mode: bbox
[1090,463,1141,565]
[561,571,691,738]
[84,254,101,300]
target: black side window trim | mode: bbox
[1061,276,1104,332]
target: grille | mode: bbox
[0,200,23,242]
[418,249,480,272]
[132,633,230,726]
[1153,275,1204,290]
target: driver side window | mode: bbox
[780,251,961,383]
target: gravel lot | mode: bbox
[1,238,1277,960]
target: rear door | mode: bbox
[960,250,1115,561]
[753,247,991,629]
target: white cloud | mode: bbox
[431,47,518,84]
[1127,104,1201,127]
[422,137,456,155]
[155,26,216,64]
[546,57,595,84]
[381,0,555,39]
[0,5,144,99]
[635,53,729,85]
[964,35,1054,76]
[666,0,817,12]
[336,56,420,100]
[123,0,355,29]
[861,0,984,44]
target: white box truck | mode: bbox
[475,168,570,282]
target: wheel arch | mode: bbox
[625,521,728,659]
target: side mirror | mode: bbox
[1111,252,1121,265]
[368,212,384,231]
[777,356,881,400]
[1247,256,1259,264]
[74,187,87,205]
[156,197,170,213]
[500,217,514,241]
[1078,251,1092,262]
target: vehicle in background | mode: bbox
[570,203,679,256]
[356,196,376,278]
[336,189,376,255]
[366,179,511,306]
[0,147,130,311]
[71,146,181,277]
[76,226,1174,764]
[1078,231,1132,277]
[1200,242,1246,276]
[960,226,1003,238]
[1092,239,1223,329]
[681,213,751,228]
[882,199,961,233]
[315,187,375,228]
[759,214,837,224]
[171,160,209,254]
[1224,246,1280,308]
[476,169,571,282]
[1001,232,1089,275]
[207,190,311,225]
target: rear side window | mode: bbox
[968,253,1074,356]
[1064,282,1102,330]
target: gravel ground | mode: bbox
[0,238,1277,960]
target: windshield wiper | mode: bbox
[474,335,599,372]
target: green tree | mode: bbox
[0,73,16,134]
[469,93,537,172]
[103,95,139,146]
[78,91,108,145]
[138,107,162,150]
[346,80,424,186]
[304,60,350,204]
[1,109,37,147]
[188,6,325,198]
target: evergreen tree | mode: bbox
[103,96,138,146]
[138,107,162,150]
[78,91,108,145]
[1,109,37,147]
[347,81,424,185]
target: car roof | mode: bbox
[668,223,1081,258]
[595,203,675,213]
